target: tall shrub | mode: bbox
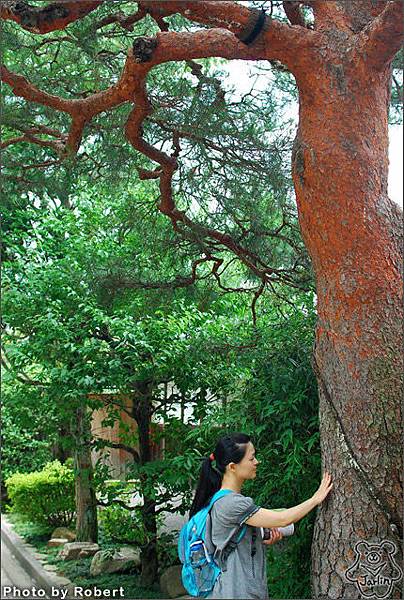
[6,461,75,527]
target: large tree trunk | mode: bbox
[292,48,403,599]
[132,382,158,587]
[73,405,98,542]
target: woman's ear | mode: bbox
[227,462,236,473]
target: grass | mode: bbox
[5,512,170,599]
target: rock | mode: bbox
[58,542,100,560]
[48,538,69,547]
[33,553,48,560]
[43,564,58,572]
[52,578,72,586]
[160,565,187,599]
[51,527,76,542]
[89,547,141,577]
[118,545,141,564]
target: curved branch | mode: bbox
[124,45,306,287]
[139,1,319,69]
[1,55,137,154]
[2,21,317,159]
[3,23,312,288]
[92,7,146,31]
[102,257,214,291]
[139,0,259,36]
[1,0,103,34]
[1,356,48,387]
[95,440,140,462]
[356,0,404,70]
[1,129,65,153]
[107,442,140,462]
[1,64,77,112]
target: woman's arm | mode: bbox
[245,471,333,528]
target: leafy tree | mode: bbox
[2,185,265,583]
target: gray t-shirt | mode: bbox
[205,491,269,600]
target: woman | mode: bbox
[189,432,333,600]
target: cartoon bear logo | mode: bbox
[346,540,403,599]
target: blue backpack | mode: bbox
[177,489,247,597]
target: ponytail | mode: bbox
[189,433,251,517]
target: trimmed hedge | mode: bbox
[6,460,75,526]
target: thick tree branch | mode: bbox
[311,1,353,33]
[356,0,404,70]
[1,64,77,112]
[1,0,103,34]
[1,27,267,158]
[92,7,146,31]
[1,56,137,154]
[2,16,318,159]
[139,1,319,69]
[139,0,259,36]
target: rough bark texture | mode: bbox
[290,5,403,597]
[73,406,98,543]
[0,0,102,34]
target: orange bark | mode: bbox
[289,6,403,596]
[1,1,103,34]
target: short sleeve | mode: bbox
[214,492,260,528]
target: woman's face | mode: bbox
[231,441,260,480]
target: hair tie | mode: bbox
[209,453,215,461]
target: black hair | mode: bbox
[189,433,251,517]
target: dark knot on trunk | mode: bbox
[132,37,158,63]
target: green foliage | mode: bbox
[98,505,148,546]
[157,531,180,575]
[5,512,53,544]
[171,296,320,599]
[1,378,61,486]
[48,556,163,599]
[6,461,75,527]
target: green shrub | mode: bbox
[6,460,75,526]
[157,531,179,575]
[98,504,148,545]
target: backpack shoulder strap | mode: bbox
[205,490,248,571]
[206,489,232,512]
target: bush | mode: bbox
[157,531,179,575]
[6,460,75,526]
[98,504,148,545]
